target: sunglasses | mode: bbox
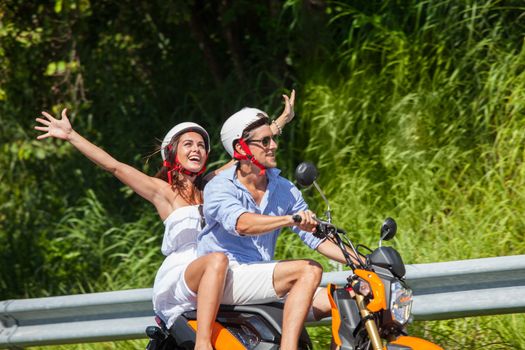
[245,135,277,148]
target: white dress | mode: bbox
[152,205,203,328]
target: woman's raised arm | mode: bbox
[35,108,170,210]
[270,89,296,136]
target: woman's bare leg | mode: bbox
[184,252,229,350]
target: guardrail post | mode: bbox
[0,301,22,350]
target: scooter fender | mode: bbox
[354,269,387,312]
[385,335,444,350]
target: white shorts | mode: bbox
[221,260,323,322]
[221,261,281,305]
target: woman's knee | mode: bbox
[207,252,229,272]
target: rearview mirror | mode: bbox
[294,162,318,188]
[380,217,397,241]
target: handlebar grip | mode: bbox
[292,214,302,223]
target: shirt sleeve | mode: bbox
[287,182,324,250]
[203,177,250,236]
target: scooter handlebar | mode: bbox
[292,214,302,223]
[291,214,345,237]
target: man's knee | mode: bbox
[301,259,323,284]
[283,259,323,284]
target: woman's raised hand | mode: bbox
[276,89,295,125]
[35,108,73,141]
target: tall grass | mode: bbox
[39,189,164,296]
[285,0,525,348]
[37,340,148,350]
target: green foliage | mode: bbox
[37,339,148,350]
[40,189,162,295]
[293,0,525,348]
[299,0,525,260]
[407,315,525,349]
[1,0,525,349]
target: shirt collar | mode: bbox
[222,163,282,181]
[220,165,280,197]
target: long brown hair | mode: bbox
[155,135,205,205]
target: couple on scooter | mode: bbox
[35,90,354,350]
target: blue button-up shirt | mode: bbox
[197,166,323,263]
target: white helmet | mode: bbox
[161,122,210,161]
[220,107,269,157]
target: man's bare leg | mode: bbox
[312,288,331,319]
[273,259,323,350]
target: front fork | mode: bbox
[329,283,443,350]
[328,282,384,350]
[354,293,383,350]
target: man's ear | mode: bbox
[234,141,246,156]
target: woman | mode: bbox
[34,90,296,350]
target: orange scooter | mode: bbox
[294,161,443,350]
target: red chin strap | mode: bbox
[233,138,266,176]
[163,145,207,185]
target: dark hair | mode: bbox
[233,114,270,151]
[154,135,204,205]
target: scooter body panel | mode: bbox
[165,302,312,350]
[328,284,366,350]
[186,320,245,350]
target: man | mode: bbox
[198,107,352,350]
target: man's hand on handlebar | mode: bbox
[291,210,317,232]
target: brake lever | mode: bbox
[293,213,358,268]
[292,214,327,238]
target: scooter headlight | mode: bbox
[390,281,413,325]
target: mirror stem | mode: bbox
[313,180,332,223]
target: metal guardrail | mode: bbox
[323,254,525,320]
[1,255,525,349]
